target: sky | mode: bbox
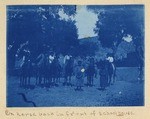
[58,5,98,39]
[58,6,136,42]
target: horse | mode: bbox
[15,48,32,88]
[20,57,32,88]
[49,57,62,86]
[35,53,45,86]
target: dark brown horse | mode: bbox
[20,58,32,87]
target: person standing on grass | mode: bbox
[99,60,108,90]
[106,56,116,85]
[86,57,95,87]
[74,60,85,91]
[64,56,74,86]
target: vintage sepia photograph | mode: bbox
[7,5,144,107]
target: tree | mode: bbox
[78,39,99,57]
[91,5,144,80]
[7,5,78,70]
[94,5,144,64]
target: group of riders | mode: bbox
[17,47,116,91]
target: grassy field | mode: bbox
[116,67,140,82]
[7,67,144,107]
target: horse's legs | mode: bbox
[35,74,38,85]
[108,75,110,85]
[112,72,116,84]
[28,76,31,86]
[108,74,112,85]
[35,76,38,85]
[25,76,27,87]
[35,69,39,85]
[56,76,58,84]
[22,76,24,86]
[46,77,49,84]
[53,77,55,85]
[49,76,52,86]
[89,75,92,86]
[22,76,26,87]
[87,75,90,86]
[20,69,23,87]
[20,76,22,87]
[39,75,42,85]
[45,75,48,85]
[64,75,68,86]
[44,77,46,85]
[58,72,61,83]
[56,73,61,83]
[58,73,61,83]
[91,75,94,86]
[47,77,49,84]
[69,75,71,85]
